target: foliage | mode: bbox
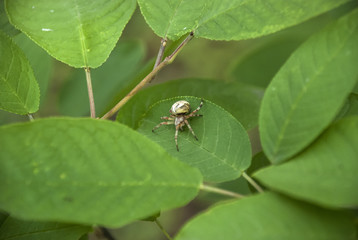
[0,0,357,239]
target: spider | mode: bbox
[152,99,204,151]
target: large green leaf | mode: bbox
[254,117,358,208]
[116,79,264,130]
[0,118,202,227]
[259,9,358,163]
[0,213,90,240]
[137,0,350,40]
[136,96,251,183]
[5,0,136,68]
[0,31,39,115]
[59,40,145,117]
[175,192,355,240]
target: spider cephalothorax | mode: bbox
[152,99,204,151]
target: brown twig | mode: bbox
[101,32,194,120]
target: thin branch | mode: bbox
[101,32,194,120]
[27,113,34,121]
[155,219,173,240]
[200,184,244,199]
[150,37,167,83]
[242,172,264,193]
[84,67,96,118]
[154,37,168,69]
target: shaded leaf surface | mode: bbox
[136,96,251,183]
[59,40,145,117]
[116,79,263,130]
[0,0,19,36]
[0,214,90,240]
[138,0,350,40]
[0,118,202,227]
[259,9,358,163]
[14,34,53,106]
[175,192,355,240]
[254,117,358,208]
[5,0,136,68]
[0,31,39,114]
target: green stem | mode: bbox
[84,67,96,118]
[27,113,34,121]
[200,184,244,198]
[155,219,173,240]
[101,32,194,120]
[242,172,264,193]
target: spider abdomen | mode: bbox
[170,100,190,115]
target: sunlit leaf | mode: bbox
[5,0,136,68]
[259,9,358,163]
[0,31,39,115]
[138,0,350,40]
[254,117,358,208]
[0,118,202,227]
[136,96,251,183]
[175,192,355,240]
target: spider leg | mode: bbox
[152,121,174,132]
[188,114,203,118]
[175,125,180,151]
[184,119,198,141]
[187,99,204,117]
[160,116,174,120]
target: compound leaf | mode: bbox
[138,0,350,40]
[0,31,39,115]
[5,0,136,68]
[175,192,355,240]
[136,96,252,183]
[259,8,358,163]
[0,213,91,240]
[254,117,358,208]
[0,118,202,227]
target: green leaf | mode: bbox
[0,118,202,227]
[14,34,53,106]
[254,117,358,208]
[259,9,358,163]
[136,96,251,183]
[59,40,145,116]
[0,31,39,115]
[138,0,350,40]
[5,0,136,68]
[0,0,19,36]
[0,214,91,240]
[116,79,264,130]
[175,192,355,240]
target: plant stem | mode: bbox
[155,219,173,240]
[27,113,34,121]
[200,184,244,199]
[242,172,264,193]
[150,37,167,83]
[154,37,168,69]
[84,67,96,118]
[101,32,194,120]
[98,227,116,240]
